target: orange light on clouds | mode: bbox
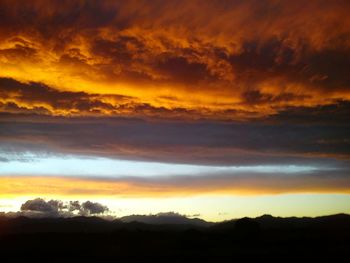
[0,176,349,199]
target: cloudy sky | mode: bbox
[0,0,350,221]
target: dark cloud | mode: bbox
[230,37,350,94]
[48,200,67,210]
[90,35,146,64]
[19,198,109,218]
[305,48,350,90]
[0,101,51,115]
[81,201,109,215]
[69,201,81,212]
[1,111,349,166]
[242,90,310,105]
[0,156,9,162]
[0,77,117,114]
[155,56,212,84]
[0,42,38,61]
[21,198,58,213]
[267,100,350,125]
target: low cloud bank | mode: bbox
[1,198,204,224]
[17,198,109,218]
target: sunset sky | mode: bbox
[1,0,350,221]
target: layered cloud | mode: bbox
[0,0,350,119]
[0,170,349,198]
[0,0,350,203]
[1,112,349,165]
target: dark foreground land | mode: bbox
[0,214,350,261]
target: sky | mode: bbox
[0,0,350,221]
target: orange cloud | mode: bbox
[0,175,349,199]
[1,0,350,120]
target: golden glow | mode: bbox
[0,176,349,199]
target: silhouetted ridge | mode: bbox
[119,213,211,227]
[0,214,350,259]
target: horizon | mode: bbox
[1,196,349,223]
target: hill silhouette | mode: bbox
[0,214,350,260]
[119,212,211,227]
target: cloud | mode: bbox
[0,77,240,120]
[0,77,134,117]
[1,111,349,166]
[81,201,109,215]
[0,156,9,162]
[0,1,350,119]
[21,198,58,213]
[68,200,81,212]
[1,168,350,198]
[267,100,350,124]
[19,198,109,217]
[0,1,349,200]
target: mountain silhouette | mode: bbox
[0,213,350,260]
[119,213,211,227]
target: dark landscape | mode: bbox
[1,214,349,260]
